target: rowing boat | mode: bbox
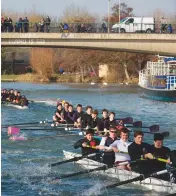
[63,150,176,194]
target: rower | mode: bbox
[66,104,75,124]
[9,89,15,102]
[82,105,92,128]
[149,133,171,180]
[73,104,84,128]
[12,90,18,103]
[104,112,117,130]
[90,110,101,131]
[15,91,22,104]
[110,128,131,170]
[6,89,13,102]
[1,89,8,102]
[53,103,65,125]
[62,101,69,120]
[99,109,109,131]
[74,129,100,160]
[97,126,118,167]
[128,131,153,174]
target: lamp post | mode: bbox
[119,0,121,33]
[108,0,110,33]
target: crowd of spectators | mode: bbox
[1,15,108,33]
[1,16,51,33]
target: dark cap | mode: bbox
[154,133,164,141]
[85,129,94,135]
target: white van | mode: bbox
[111,17,155,33]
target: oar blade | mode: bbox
[150,125,159,132]
[133,121,142,128]
[121,117,133,124]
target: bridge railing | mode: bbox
[1,22,176,34]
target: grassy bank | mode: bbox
[1,74,139,84]
[1,74,19,82]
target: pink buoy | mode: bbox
[7,127,27,141]
[7,127,20,136]
[9,135,27,141]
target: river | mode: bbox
[1,82,176,196]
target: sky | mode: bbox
[1,0,176,19]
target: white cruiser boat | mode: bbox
[139,56,176,102]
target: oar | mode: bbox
[86,145,129,154]
[27,133,79,141]
[104,168,175,189]
[49,153,99,167]
[95,127,169,137]
[127,124,169,137]
[126,124,159,131]
[116,117,133,124]
[19,127,65,131]
[51,165,108,181]
[51,123,74,127]
[2,119,52,128]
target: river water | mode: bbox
[1,82,176,196]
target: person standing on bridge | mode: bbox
[23,17,29,33]
[160,17,167,33]
[45,16,51,33]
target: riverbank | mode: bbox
[1,73,139,84]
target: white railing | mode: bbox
[139,72,148,87]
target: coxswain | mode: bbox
[73,104,84,128]
[97,126,118,166]
[53,103,64,125]
[82,105,93,128]
[109,128,131,170]
[66,104,75,124]
[20,95,29,106]
[73,129,100,160]
[128,131,153,174]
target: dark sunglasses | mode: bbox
[110,131,117,133]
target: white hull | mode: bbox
[63,150,176,194]
[5,103,29,109]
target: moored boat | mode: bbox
[63,150,176,194]
[139,56,176,102]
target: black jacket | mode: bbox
[74,138,100,155]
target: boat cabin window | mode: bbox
[148,76,167,89]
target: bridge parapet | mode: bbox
[1,33,176,56]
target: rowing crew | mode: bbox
[1,89,28,106]
[74,128,176,182]
[53,102,124,132]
